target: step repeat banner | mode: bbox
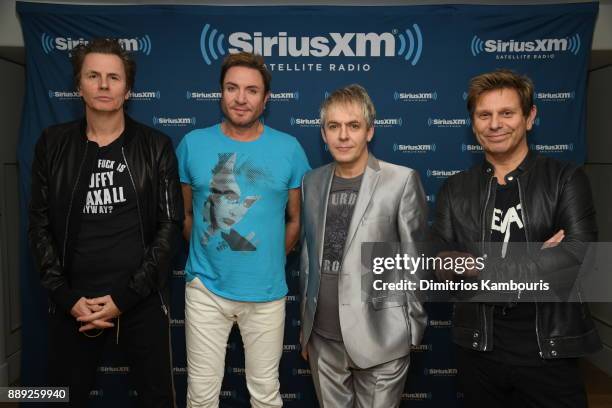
[17,2,597,407]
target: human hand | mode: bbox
[541,229,565,249]
[77,295,120,332]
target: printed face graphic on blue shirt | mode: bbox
[202,153,260,251]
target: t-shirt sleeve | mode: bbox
[289,139,311,189]
[176,134,191,184]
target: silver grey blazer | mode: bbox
[300,154,428,369]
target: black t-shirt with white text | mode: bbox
[486,180,541,366]
[70,136,143,298]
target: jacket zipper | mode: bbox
[517,177,544,356]
[479,175,494,351]
[165,178,171,219]
[516,178,528,300]
[480,176,495,255]
[121,147,146,248]
[62,141,90,267]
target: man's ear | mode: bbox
[526,105,537,131]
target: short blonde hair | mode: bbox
[320,84,376,128]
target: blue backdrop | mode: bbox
[17,2,597,407]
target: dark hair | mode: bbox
[71,38,136,91]
[219,52,271,94]
[467,69,534,117]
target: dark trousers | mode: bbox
[456,346,588,408]
[48,293,175,408]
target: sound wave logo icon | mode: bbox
[137,35,152,56]
[567,34,581,55]
[396,24,423,66]
[200,23,227,65]
[41,32,54,54]
[471,35,485,56]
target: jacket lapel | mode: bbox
[316,164,335,266]
[342,154,381,260]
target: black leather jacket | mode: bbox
[431,150,601,359]
[28,115,183,313]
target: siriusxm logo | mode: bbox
[428,117,470,127]
[170,318,185,326]
[461,144,483,153]
[530,143,574,153]
[471,34,581,56]
[283,344,299,352]
[394,91,437,102]
[220,390,238,399]
[411,344,433,351]
[173,367,187,374]
[290,117,320,127]
[429,319,452,327]
[534,91,575,102]
[286,295,298,302]
[48,90,80,100]
[200,23,423,65]
[292,368,312,376]
[153,116,196,126]
[41,33,152,55]
[402,392,433,400]
[393,143,436,153]
[226,366,246,375]
[89,389,104,397]
[424,368,458,376]
[173,269,185,277]
[128,90,160,100]
[281,393,302,401]
[375,118,403,127]
[98,366,129,374]
[270,91,300,102]
[426,169,461,179]
[426,194,436,203]
[269,91,300,101]
[186,90,222,101]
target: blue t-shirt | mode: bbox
[177,123,310,302]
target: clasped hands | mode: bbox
[70,295,121,332]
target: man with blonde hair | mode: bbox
[300,84,428,407]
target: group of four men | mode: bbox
[29,38,599,408]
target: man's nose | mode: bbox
[338,125,349,140]
[489,114,502,129]
[99,76,109,89]
[236,89,247,103]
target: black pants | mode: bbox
[456,346,588,408]
[48,293,175,408]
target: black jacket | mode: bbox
[431,150,601,359]
[28,115,184,313]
